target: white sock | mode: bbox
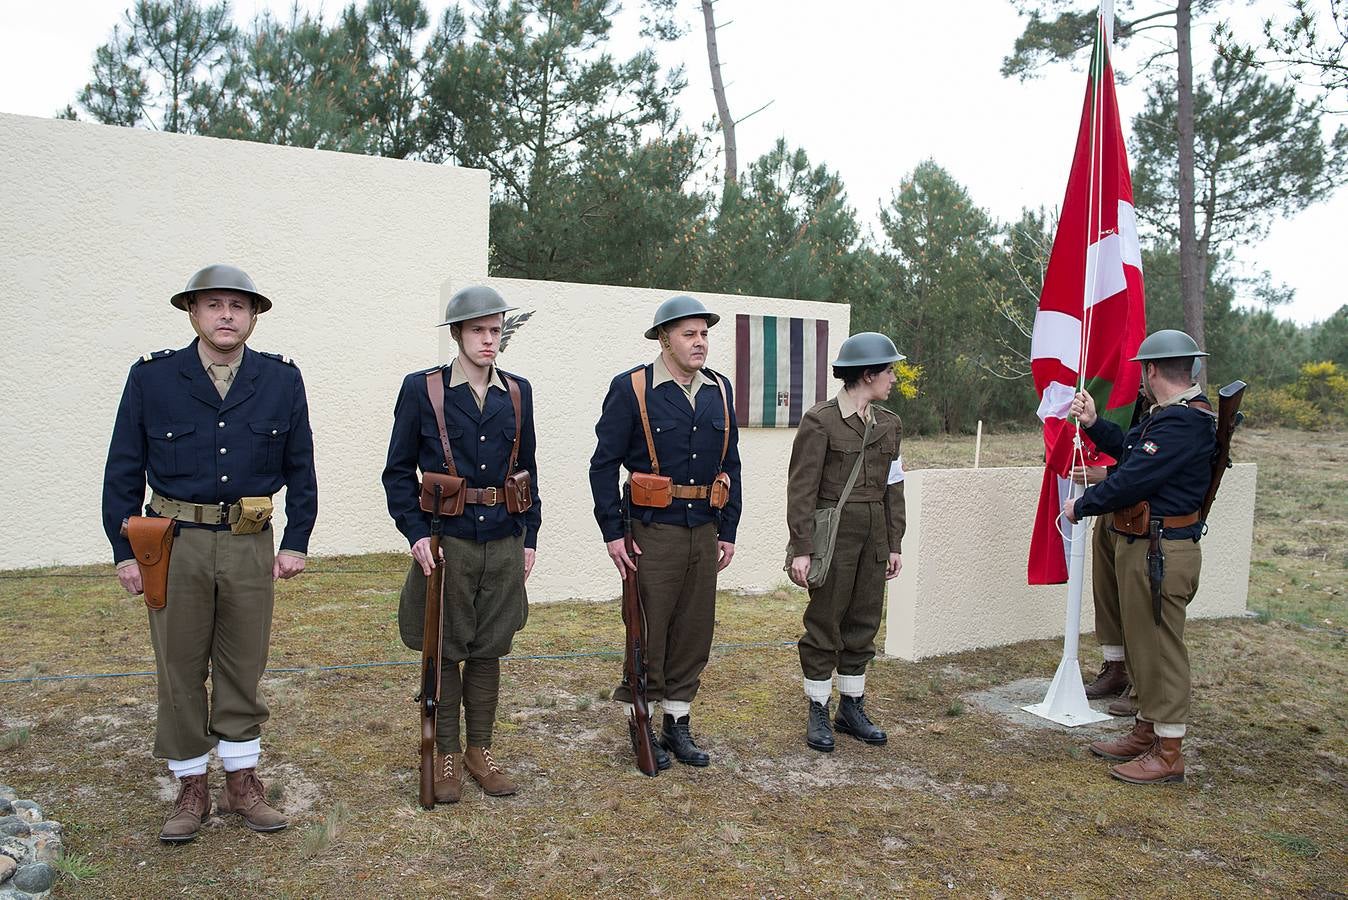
[166,753,210,778]
[217,738,261,772]
[1153,722,1187,739]
[1101,645,1126,663]
[803,676,833,704]
[622,702,660,719]
[662,699,691,719]
[837,673,866,698]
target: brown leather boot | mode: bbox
[217,768,288,832]
[464,746,517,796]
[1108,693,1138,717]
[1110,736,1185,784]
[159,773,210,843]
[1088,718,1156,761]
[433,752,465,804]
[1083,660,1130,699]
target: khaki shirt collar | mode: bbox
[1149,382,1202,415]
[651,353,709,404]
[835,388,874,425]
[197,340,243,377]
[448,359,506,392]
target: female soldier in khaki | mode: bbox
[786,333,907,753]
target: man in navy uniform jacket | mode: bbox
[383,283,541,804]
[102,264,317,842]
[590,294,742,770]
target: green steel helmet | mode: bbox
[832,332,906,367]
[438,284,516,327]
[170,264,272,313]
[645,295,720,340]
[1131,329,1208,361]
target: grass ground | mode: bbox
[0,427,1343,898]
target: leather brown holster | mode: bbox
[1112,500,1150,537]
[121,516,175,610]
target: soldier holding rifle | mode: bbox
[1063,329,1242,784]
[590,295,742,771]
[102,264,317,843]
[383,284,541,804]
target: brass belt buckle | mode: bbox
[482,487,498,507]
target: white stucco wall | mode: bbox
[0,112,488,571]
[440,277,849,601]
[885,463,1257,660]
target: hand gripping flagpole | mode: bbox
[1025,0,1116,727]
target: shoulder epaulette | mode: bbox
[135,348,176,365]
[415,364,446,377]
[259,351,297,367]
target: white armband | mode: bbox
[887,455,905,484]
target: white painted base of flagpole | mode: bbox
[1022,656,1113,726]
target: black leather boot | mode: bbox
[660,714,710,767]
[648,720,672,771]
[835,694,887,745]
[806,700,835,753]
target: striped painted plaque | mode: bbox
[733,314,831,428]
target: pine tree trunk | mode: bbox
[1175,0,1205,381]
[701,0,737,189]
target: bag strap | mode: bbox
[711,371,730,465]
[630,368,660,475]
[505,374,523,473]
[426,369,459,477]
[835,414,872,510]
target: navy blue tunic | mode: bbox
[1076,395,1216,540]
[382,365,541,549]
[589,364,743,544]
[101,340,319,562]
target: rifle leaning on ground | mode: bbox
[417,482,448,809]
[619,485,659,777]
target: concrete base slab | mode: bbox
[965,678,1130,738]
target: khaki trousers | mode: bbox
[148,525,275,761]
[798,500,887,681]
[613,521,719,705]
[1116,535,1202,724]
[1092,517,1124,647]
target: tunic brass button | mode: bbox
[692,453,697,459]
[686,502,693,508]
[219,448,227,455]
[479,435,486,442]
[692,426,697,432]
[166,431,173,438]
[271,429,278,436]
[480,464,486,470]
[218,421,225,428]
[221,475,229,483]
[478,515,485,522]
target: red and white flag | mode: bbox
[1028,7,1147,584]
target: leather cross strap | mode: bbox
[505,374,523,473]
[631,368,660,475]
[710,370,730,463]
[426,369,459,476]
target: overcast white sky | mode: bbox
[2,0,1343,324]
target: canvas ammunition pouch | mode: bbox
[627,367,733,510]
[231,497,273,535]
[121,515,174,610]
[423,369,532,518]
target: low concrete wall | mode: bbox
[884,463,1257,660]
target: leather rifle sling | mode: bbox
[630,368,660,475]
[426,369,459,476]
[506,375,523,473]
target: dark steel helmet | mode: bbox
[645,295,720,340]
[1131,329,1208,361]
[832,332,906,367]
[438,284,516,327]
[170,264,272,313]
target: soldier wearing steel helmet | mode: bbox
[1064,329,1216,785]
[383,282,541,803]
[785,332,907,753]
[589,295,743,769]
[101,264,317,842]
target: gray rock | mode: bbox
[0,820,27,839]
[0,800,11,816]
[12,862,54,893]
[30,833,61,865]
[0,837,27,863]
[25,823,58,837]
[0,787,16,803]
[7,806,38,826]
[0,855,14,883]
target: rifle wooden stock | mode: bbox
[621,524,659,777]
[1200,381,1246,524]
[418,484,447,809]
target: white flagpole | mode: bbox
[1024,0,1115,727]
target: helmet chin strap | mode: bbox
[190,310,256,356]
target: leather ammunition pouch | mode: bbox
[710,471,731,510]
[1112,500,1150,537]
[121,515,175,610]
[231,496,273,535]
[629,472,673,508]
[504,469,532,515]
[420,472,466,517]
